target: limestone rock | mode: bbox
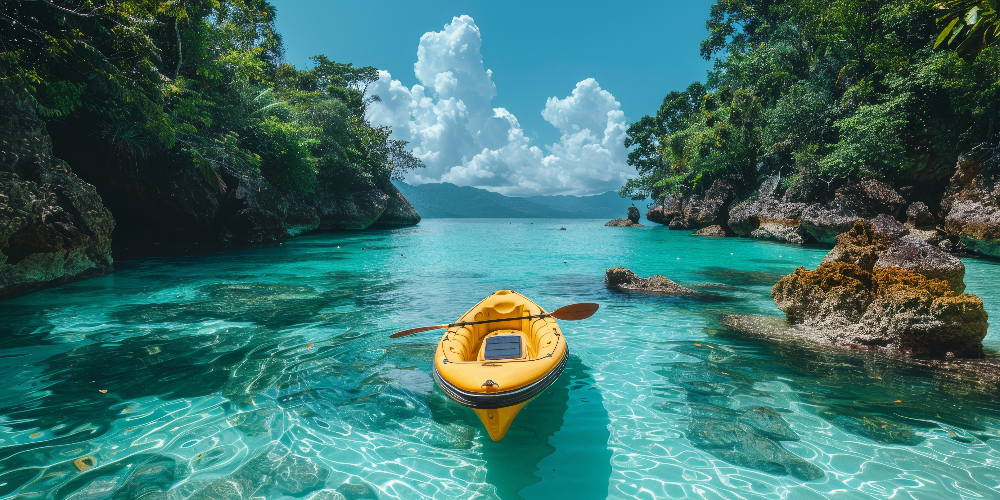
[772,262,987,357]
[0,88,115,299]
[726,176,809,244]
[801,204,861,244]
[874,234,965,293]
[217,168,319,243]
[627,204,640,223]
[727,199,761,236]
[751,221,807,245]
[693,225,727,237]
[772,217,986,357]
[940,144,1000,258]
[730,176,906,246]
[605,218,643,227]
[905,202,936,229]
[798,179,905,244]
[821,218,900,271]
[605,267,696,294]
[833,178,906,219]
[315,187,389,230]
[818,407,924,445]
[646,194,683,225]
[736,406,800,442]
[645,179,733,230]
[371,182,421,228]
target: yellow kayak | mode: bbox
[433,290,569,441]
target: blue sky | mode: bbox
[271,1,715,195]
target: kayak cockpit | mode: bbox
[433,290,569,440]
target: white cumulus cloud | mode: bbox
[366,15,634,196]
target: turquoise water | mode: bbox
[2,218,1000,499]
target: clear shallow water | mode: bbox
[1,219,999,499]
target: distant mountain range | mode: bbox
[393,181,645,219]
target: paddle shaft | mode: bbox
[447,312,552,329]
[389,302,598,338]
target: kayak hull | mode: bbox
[432,290,569,441]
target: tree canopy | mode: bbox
[0,0,422,197]
[621,0,1000,202]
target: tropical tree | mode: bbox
[934,0,1000,62]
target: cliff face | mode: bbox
[940,144,1000,258]
[0,93,420,299]
[644,145,1000,260]
[0,89,115,299]
[50,120,420,251]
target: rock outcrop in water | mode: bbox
[0,89,115,299]
[605,267,697,294]
[940,144,1000,258]
[693,225,727,237]
[0,88,420,299]
[645,179,733,230]
[771,219,988,358]
[642,144,1000,260]
[605,204,644,227]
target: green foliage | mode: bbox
[0,0,422,197]
[934,0,1000,63]
[624,0,1000,201]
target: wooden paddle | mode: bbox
[389,302,599,339]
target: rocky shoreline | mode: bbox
[0,90,421,300]
[645,145,1000,259]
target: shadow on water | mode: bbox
[465,354,612,500]
[692,266,787,287]
[706,319,1000,435]
[654,320,1000,482]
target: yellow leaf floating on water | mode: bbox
[74,457,94,471]
[29,432,41,438]
[307,343,313,349]
[98,390,108,394]
[694,343,702,347]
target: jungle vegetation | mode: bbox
[0,0,421,197]
[620,0,1000,202]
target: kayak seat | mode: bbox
[484,334,522,360]
[476,330,529,361]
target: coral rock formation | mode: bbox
[605,267,696,294]
[771,219,986,357]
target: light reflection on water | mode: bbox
[0,219,998,499]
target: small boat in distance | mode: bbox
[433,290,571,441]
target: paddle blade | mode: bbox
[390,324,447,338]
[550,302,600,321]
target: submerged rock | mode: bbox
[818,407,925,445]
[0,87,115,299]
[605,267,696,294]
[736,406,800,441]
[687,420,823,480]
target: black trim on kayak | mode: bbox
[433,347,569,410]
